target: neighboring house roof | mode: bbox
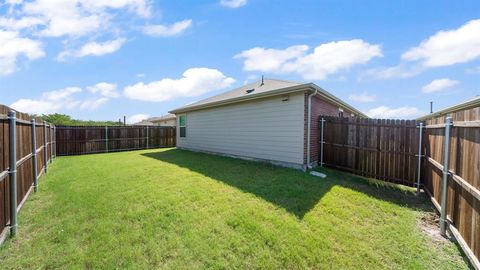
[132,120,154,126]
[148,114,176,122]
[170,78,367,117]
[133,114,177,126]
[417,96,480,120]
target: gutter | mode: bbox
[306,88,318,169]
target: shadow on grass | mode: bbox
[142,149,432,218]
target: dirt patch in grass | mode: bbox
[418,211,448,244]
[417,210,472,269]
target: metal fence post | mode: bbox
[416,122,424,194]
[440,117,453,236]
[43,121,48,173]
[31,119,38,192]
[320,117,325,167]
[105,126,109,153]
[146,126,149,149]
[8,111,17,236]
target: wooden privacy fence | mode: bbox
[422,111,480,267]
[56,125,176,156]
[0,105,55,244]
[319,114,480,268]
[320,116,420,186]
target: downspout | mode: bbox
[306,88,318,169]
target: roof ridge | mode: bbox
[263,77,304,85]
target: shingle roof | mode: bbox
[132,120,154,126]
[170,79,302,113]
[148,114,176,122]
[169,78,367,117]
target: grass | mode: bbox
[0,148,470,269]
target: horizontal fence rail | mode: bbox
[0,104,55,244]
[55,126,176,156]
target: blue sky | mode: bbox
[1,0,479,123]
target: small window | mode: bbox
[179,115,186,137]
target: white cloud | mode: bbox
[11,87,82,114]
[5,0,23,5]
[0,30,45,75]
[366,19,480,80]
[22,0,103,37]
[81,0,152,18]
[366,106,423,119]
[143,19,192,37]
[127,114,150,124]
[0,0,185,74]
[220,0,247,8]
[364,64,424,80]
[124,67,236,102]
[421,78,459,93]
[234,45,309,72]
[348,92,376,103]
[466,66,480,74]
[10,82,117,114]
[57,38,126,60]
[235,39,382,80]
[79,97,109,110]
[16,0,152,37]
[285,40,382,80]
[0,17,45,30]
[87,82,119,98]
[402,19,480,67]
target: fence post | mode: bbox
[440,117,453,236]
[8,111,17,236]
[49,126,53,163]
[146,126,149,149]
[31,119,38,192]
[105,126,108,153]
[320,117,325,167]
[53,125,56,158]
[43,121,48,173]
[416,122,424,194]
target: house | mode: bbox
[133,114,176,126]
[148,114,176,126]
[170,78,367,170]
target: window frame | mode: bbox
[179,114,186,138]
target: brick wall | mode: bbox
[305,93,356,166]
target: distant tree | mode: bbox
[39,113,123,126]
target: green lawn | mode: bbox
[0,148,470,269]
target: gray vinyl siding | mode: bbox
[177,93,305,166]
